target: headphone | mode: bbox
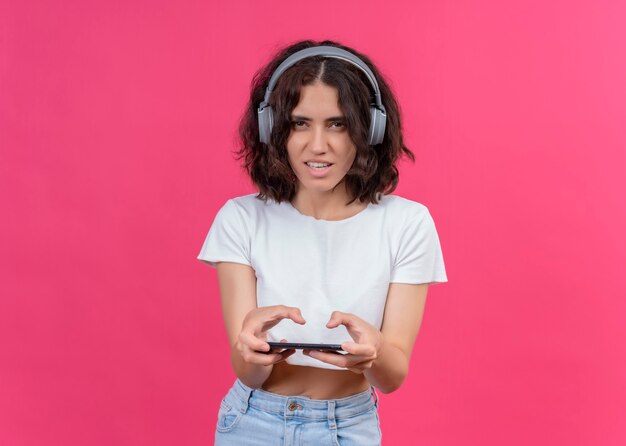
[257,46,387,146]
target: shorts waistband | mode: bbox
[229,378,379,421]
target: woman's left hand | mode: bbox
[303,311,384,374]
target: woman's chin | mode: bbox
[298,183,340,194]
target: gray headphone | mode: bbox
[257,46,387,146]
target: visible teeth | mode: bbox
[307,162,330,168]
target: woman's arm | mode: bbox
[304,283,429,394]
[217,262,272,388]
[363,282,428,393]
[216,262,305,388]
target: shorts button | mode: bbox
[288,402,297,411]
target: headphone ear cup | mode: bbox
[368,106,387,145]
[257,105,274,144]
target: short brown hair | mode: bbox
[235,39,415,205]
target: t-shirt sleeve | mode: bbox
[197,199,252,268]
[390,207,448,285]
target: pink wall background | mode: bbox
[2,0,625,444]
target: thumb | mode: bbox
[326,311,343,328]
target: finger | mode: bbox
[242,349,286,366]
[266,306,306,326]
[326,310,347,329]
[268,339,290,353]
[326,311,359,329]
[239,331,269,352]
[303,350,355,369]
[273,349,296,364]
[351,357,375,368]
[281,306,306,325]
[341,341,376,357]
[347,359,375,374]
[333,352,371,366]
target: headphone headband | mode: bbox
[261,46,385,112]
[257,45,387,146]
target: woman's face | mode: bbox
[286,81,357,196]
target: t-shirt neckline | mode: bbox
[286,200,373,223]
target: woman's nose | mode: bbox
[309,126,328,152]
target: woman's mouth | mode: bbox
[304,162,333,177]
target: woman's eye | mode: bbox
[290,121,345,129]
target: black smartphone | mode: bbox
[267,342,344,352]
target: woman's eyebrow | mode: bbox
[290,114,346,122]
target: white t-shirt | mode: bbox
[197,192,448,370]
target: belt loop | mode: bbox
[238,380,254,414]
[327,400,336,430]
[371,386,380,408]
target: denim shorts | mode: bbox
[214,378,382,445]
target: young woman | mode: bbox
[198,39,448,445]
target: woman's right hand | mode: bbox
[236,305,306,366]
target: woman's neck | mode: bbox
[290,188,366,221]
